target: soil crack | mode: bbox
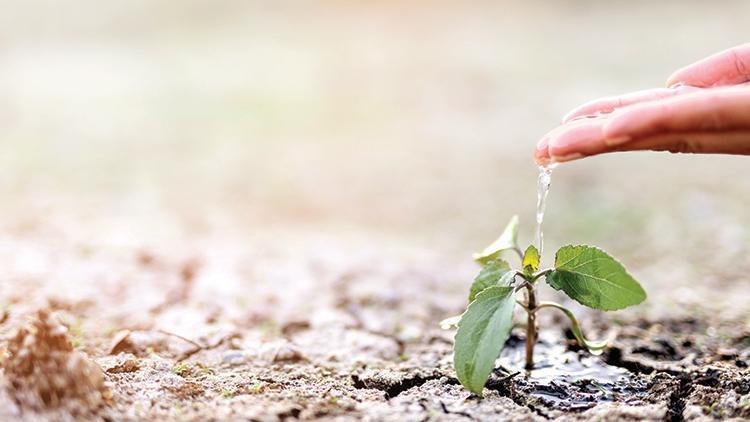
[351,373,448,399]
[438,400,474,419]
[485,373,550,419]
[665,373,693,422]
[604,346,686,376]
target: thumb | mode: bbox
[666,43,750,88]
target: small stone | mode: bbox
[716,347,739,360]
[222,351,248,365]
[272,343,308,364]
[108,330,142,356]
[281,320,311,337]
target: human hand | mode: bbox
[535,43,750,165]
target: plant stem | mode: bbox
[524,282,537,370]
[530,268,553,282]
[533,301,609,353]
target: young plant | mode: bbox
[444,216,646,396]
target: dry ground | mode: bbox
[1,1,750,420]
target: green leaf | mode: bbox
[468,259,514,302]
[472,215,519,264]
[454,286,516,396]
[546,245,646,311]
[522,245,540,275]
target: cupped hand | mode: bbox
[535,43,750,165]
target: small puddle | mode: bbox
[496,333,636,410]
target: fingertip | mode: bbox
[561,112,585,124]
[561,109,578,124]
[665,71,699,90]
[665,53,708,88]
[665,70,683,88]
[534,141,551,166]
[561,103,598,124]
[534,152,551,167]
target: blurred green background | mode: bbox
[1,1,749,313]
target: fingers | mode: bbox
[603,86,750,141]
[561,87,684,123]
[536,43,750,165]
[666,43,750,88]
[615,131,750,155]
[534,86,750,165]
[535,127,750,165]
[535,116,615,164]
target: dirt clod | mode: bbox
[104,355,141,374]
[164,380,204,399]
[1,309,111,415]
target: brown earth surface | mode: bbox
[2,1,750,420]
[1,223,749,421]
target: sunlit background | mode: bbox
[1,0,750,317]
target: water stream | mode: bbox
[533,163,557,255]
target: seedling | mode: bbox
[443,216,646,396]
[172,363,189,375]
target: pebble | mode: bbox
[222,351,248,365]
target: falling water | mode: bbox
[534,163,557,254]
